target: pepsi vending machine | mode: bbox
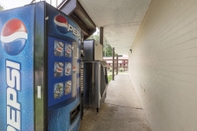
[0,2,81,131]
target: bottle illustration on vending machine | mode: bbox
[65,44,72,57]
[54,62,64,77]
[54,40,64,56]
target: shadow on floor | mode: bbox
[79,74,152,131]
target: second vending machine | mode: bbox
[0,2,81,131]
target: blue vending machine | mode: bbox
[0,2,81,131]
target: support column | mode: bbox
[112,48,115,81]
[116,54,118,75]
[99,27,104,45]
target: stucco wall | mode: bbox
[129,0,197,130]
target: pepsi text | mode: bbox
[67,24,80,37]
[6,60,21,131]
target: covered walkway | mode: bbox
[79,74,152,131]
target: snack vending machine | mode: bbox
[0,2,81,131]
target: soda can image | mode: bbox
[65,62,71,76]
[54,83,64,99]
[65,44,72,57]
[54,62,64,77]
[54,40,64,56]
[65,80,71,95]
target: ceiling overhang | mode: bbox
[57,0,151,55]
[79,0,151,55]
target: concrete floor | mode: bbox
[79,74,152,131]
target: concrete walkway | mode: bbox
[79,74,152,131]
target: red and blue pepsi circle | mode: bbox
[54,15,69,34]
[1,19,28,56]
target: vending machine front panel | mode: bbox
[0,5,35,131]
[46,4,81,131]
[47,4,81,109]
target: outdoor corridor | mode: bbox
[79,74,152,131]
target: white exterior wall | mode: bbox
[129,0,197,131]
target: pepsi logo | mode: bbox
[54,15,80,37]
[1,19,28,55]
[54,15,69,34]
